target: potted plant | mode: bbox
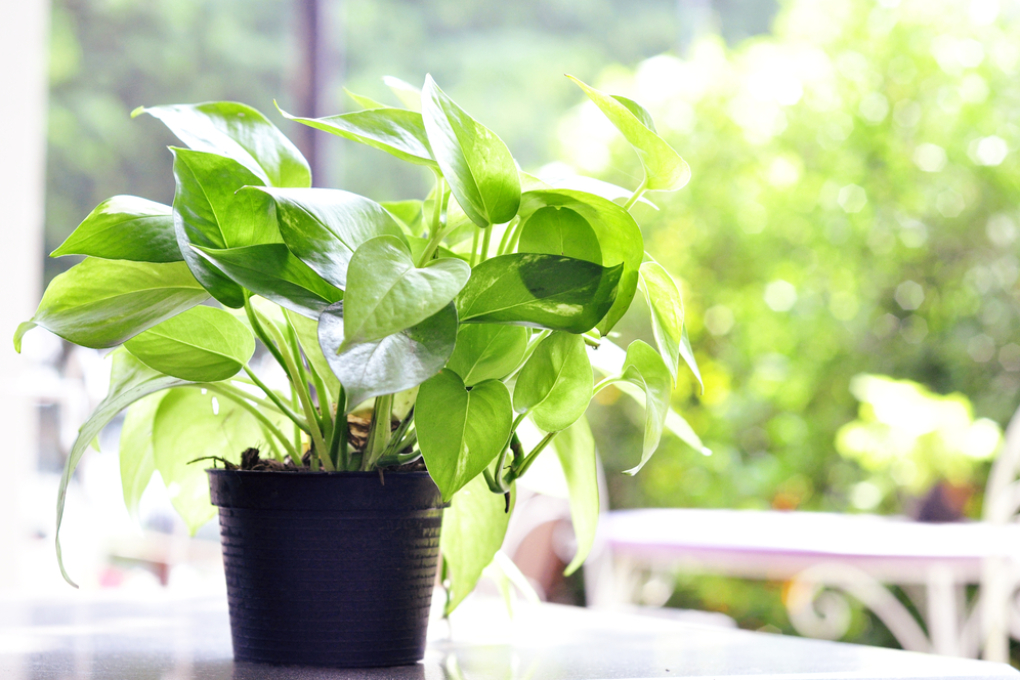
[14,74,703,667]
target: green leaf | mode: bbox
[384,75,422,111]
[119,392,167,519]
[152,388,259,533]
[193,244,343,319]
[440,474,514,614]
[318,301,457,411]
[26,258,208,349]
[422,75,521,227]
[381,200,425,236]
[679,325,703,392]
[518,189,643,335]
[51,196,181,262]
[417,368,513,501]
[285,308,342,404]
[124,306,255,382]
[136,101,311,188]
[56,351,192,586]
[567,76,691,192]
[545,174,658,209]
[171,147,281,308]
[340,235,470,347]
[13,321,36,353]
[457,253,622,333]
[246,186,406,288]
[553,415,598,575]
[513,332,593,433]
[279,105,436,168]
[343,88,385,110]
[518,206,602,263]
[639,260,687,386]
[447,324,529,386]
[619,340,672,474]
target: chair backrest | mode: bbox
[983,404,1020,524]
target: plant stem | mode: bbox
[469,227,480,267]
[582,333,601,348]
[479,223,493,262]
[496,217,519,256]
[242,366,308,429]
[623,177,648,211]
[327,404,347,470]
[361,393,393,471]
[510,431,558,480]
[243,295,289,373]
[593,376,624,395]
[202,384,302,465]
[284,318,330,442]
[417,172,447,266]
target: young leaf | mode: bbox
[381,199,425,236]
[440,474,515,614]
[639,260,685,385]
[25,258,208,349]
[417,368,513,501]
[318,301,457,411]
[567,76,691,192]
[152,388,260,533]
[56,351,193,586]
[553,415,598,575]
[135,101,311,188]
[193,244,343,319]
[119,392,167,519]
[457,253,622,333]
[51,196,181,262]
[343,87,386,110]
[384,75,423,111]
[245,186,406,288]
[518,206,602,263]
[340,235,470,347]
[513,332,593,433]
[446,324,529,386]
[518,189,643,335]
[618,340,672,474]
[422,75,521,227]
[124,305,255,382]
[279,106,437,168]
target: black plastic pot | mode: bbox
[207,469,445,668]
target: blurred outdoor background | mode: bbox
[5,0,1020,659]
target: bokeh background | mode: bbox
[8,0,1020,656]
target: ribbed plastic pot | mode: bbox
[207,469,445,668]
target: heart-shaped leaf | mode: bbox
[136,101,311,188]
[457,253,622,333]
[171,147,282,308]
[518,189,643,335]
[247,187,407,288]
[124,305,255,382]
[51,196,181,262]
[553,415,598,575]
[619,340,672,474]
[638,260,685,385]
[518,206,602,264]
[513,332,593,433]
[341,235,470,347]
[23,258,208,349]
[417,368,513,501]
[119,392,166,519]
[193,244,343,319]
[56,351,194,585]
[422,75,521,227]
[318,300,457,412]
[279,105,436,168]
[440,474,514,614]
[567,76,691,192]
[447,324,529,386]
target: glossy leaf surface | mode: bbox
[553,415,598,575]
[440,474,514,614]
[619,340,673,474]
[137,101,310,188]
[318,301,457,411]
[422,75,520,227]
[513,332,593,433]
[27,258,208,349]
[518,189,642,335]
[52,196,181,262]
[280,106,436,168]
[639,260,685,385]
[340,235,470,347]
[567,76,691,192]
[417,368,512,501]
[193,244,343,319]
[56,351,192,585]
[446,324,529,386]
[457,253,621,333]
[249,186,406,288]
[124,305,255,382]
[518,206,602,264]
[119,393,165,519]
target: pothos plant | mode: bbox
[15,75,704,611]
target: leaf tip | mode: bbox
[129,105,146,119]
[13,320,36,353]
